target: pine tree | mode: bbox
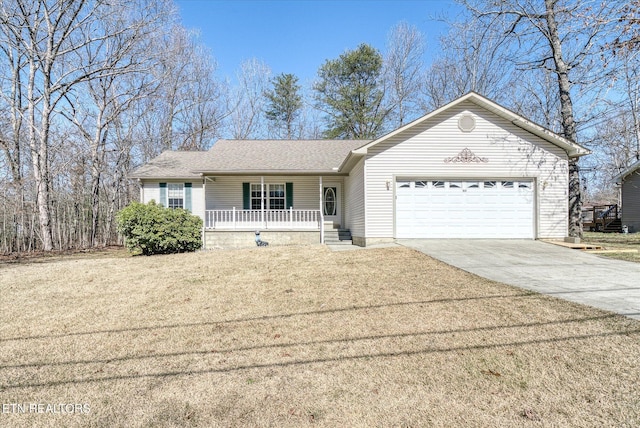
[264,73,303,139]
[314,44,390,139]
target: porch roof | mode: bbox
[129,139,371,179]
[195,139,369,175]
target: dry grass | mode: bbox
[0,245,639,427]
[582,232,640,263]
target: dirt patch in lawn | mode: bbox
[0,246,130,265]
[1,245,638,427]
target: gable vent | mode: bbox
[458,114,476,132]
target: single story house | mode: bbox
[615,159,640,233]
[129,92,590,248]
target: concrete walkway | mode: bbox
[398,239,640,320]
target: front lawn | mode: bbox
[0,246,638,427]
[582,232,640,263]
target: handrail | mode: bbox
[583,204,620,231]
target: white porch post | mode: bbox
[319,176,324,244]
[261,176,265,229]
[289,206,293,229]
[138,179,144,203]
[201,176,206,250]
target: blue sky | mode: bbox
[174,0,461,85]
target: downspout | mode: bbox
[319,176,324,244]
[201,175,206,250]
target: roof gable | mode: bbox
[615,159,640,182]
[130,93,591,179]
[350,92,590,159]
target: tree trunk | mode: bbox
[544,0,583,238]
[89,114,107,248]
[27,56,54,251]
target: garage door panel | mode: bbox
[396,179,534,239]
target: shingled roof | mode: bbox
[196,139,369,174]
[129,139,370,179]
[129,151,213,179]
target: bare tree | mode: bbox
[0,0,173,250]
[509,68,561,130]
[611,0,640,52]
[461,0,624,237]
[150,26,227,152]
[422,18,516,110]
[229,58,271,139]
[0,0,227,252]
[0,19,29,252]
[384,22,425,126]
[619,51,640,161]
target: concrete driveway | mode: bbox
[398,239,640,320]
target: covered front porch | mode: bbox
[204,208,323,230]
[201,175,343,246]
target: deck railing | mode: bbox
[205,208,322,230]
[582,204,619,231]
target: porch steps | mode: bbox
[603,218,623,233]
[324,227,353,245]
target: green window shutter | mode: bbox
[159,182,167,207]
[242,182,250,210]
[286,182,293,209]
[184,183,192,211]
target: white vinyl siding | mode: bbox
[344,157,365,237]
[364,100,569,239]
[140,180,205,220]
[204,176,341,212]
[622,172,640,233]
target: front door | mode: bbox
[323,184,341,226]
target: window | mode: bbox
[518,182,532,189]
[501,181,514,188]
[250,184,264,210]
[168,183,184,209]
[414,181,427,188]
[467,181,480,189]
[250,183,285,210]
[269,184,285,210]
[483,181,497,189]
[432,181,445,188]
[449,181,462,189]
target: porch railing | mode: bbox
[582,204,620,232]
[205,208,322,230]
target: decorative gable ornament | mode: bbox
[445,148,489,164]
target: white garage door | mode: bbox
[396,180,534,239]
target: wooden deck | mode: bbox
[542,240,604,250]
[582,204,622,233]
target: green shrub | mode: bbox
[116,201,202,255]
